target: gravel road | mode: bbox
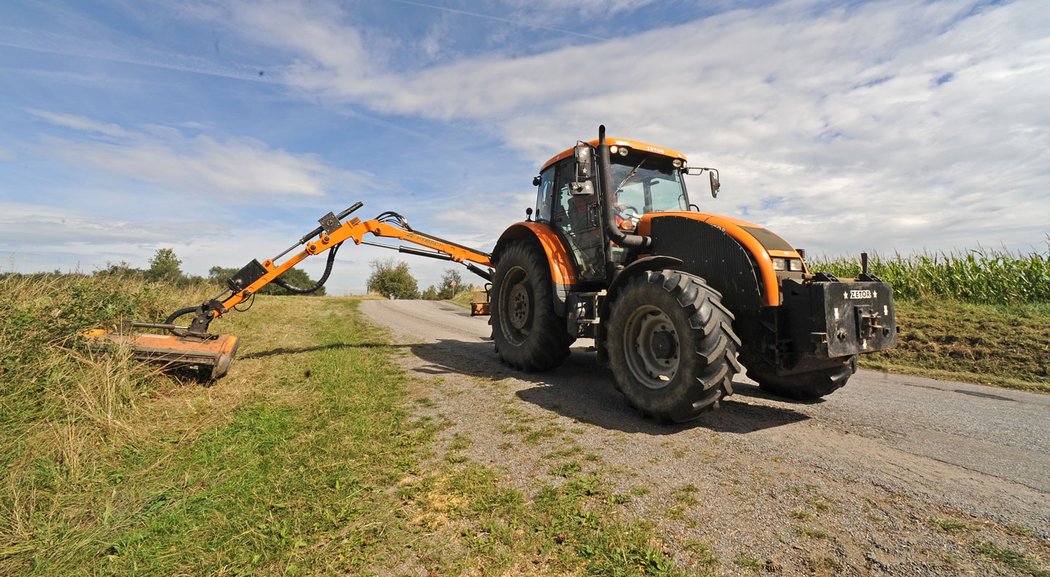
[360,299,1049,576]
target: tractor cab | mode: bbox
[531,138,705,283]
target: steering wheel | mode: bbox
[618,205,641,222]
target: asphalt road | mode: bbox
[360,298,1050,537]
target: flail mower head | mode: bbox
[81,304,239,381]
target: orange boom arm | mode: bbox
[182,202,492,332]
[82,202,493,381]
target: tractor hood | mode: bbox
[636,212,805,307]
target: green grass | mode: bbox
[1,294,434,575]
[860,300,1049,391]
[974,541,1050,577]
[930,517,970,534]
[0,273,210,432]
[0,275,714,575]
[733,554,765,571]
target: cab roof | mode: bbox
[540,137,688,172]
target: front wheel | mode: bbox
[745,356,857,400]
[607,270,741,423]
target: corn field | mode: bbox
[809,246,1050,305]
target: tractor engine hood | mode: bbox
[636,212,805,308]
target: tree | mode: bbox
[367,259,419,299]
[208,265,238,282]
[438,268,464,299]
[148,248,182,281]
[421,285,439,300]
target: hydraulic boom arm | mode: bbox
[171,202,493,337]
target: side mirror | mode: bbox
[684,167,721,199]
[532,175,541,187]
[574,142,593,180]
[569,181,594,196]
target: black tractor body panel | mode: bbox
[641,214,896,378]
[648,216,763,314]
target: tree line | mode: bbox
[94,248,327,296]
[81,249,477,300]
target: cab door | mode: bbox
[549,158,606,282]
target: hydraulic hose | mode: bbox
[274,241,342,294]
[163,305,207,337]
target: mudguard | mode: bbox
[493,222,576,311]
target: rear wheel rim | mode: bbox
[499,266,531,346]
[622,305,679,390]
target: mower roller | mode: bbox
[82,325,239,380]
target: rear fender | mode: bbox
[493,222,575,312]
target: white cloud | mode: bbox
[208,0,1048,254]
[28,109,348,198]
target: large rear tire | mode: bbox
[491,240,573,371]
[745,355,857,400]
[607,270,741,423]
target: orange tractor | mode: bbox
[88,126,896,422]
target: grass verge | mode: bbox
[1,296,433,575]
[860,300,1049,392]
[2,286,708,575]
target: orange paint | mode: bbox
[497,222,577,286]
[216,216,494,315]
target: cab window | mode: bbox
[534,167,554,222]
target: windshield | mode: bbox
[609,153,689,217]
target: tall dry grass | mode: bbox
[809,246,1049,305]
[0,273,214,552]
[1,273,212,425]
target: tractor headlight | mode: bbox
[772,257,804,272]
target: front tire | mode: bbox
[607,270,741,422]
[491,240,573,371]
[745,355,857,400]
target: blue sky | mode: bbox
[1,0,1047,295]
